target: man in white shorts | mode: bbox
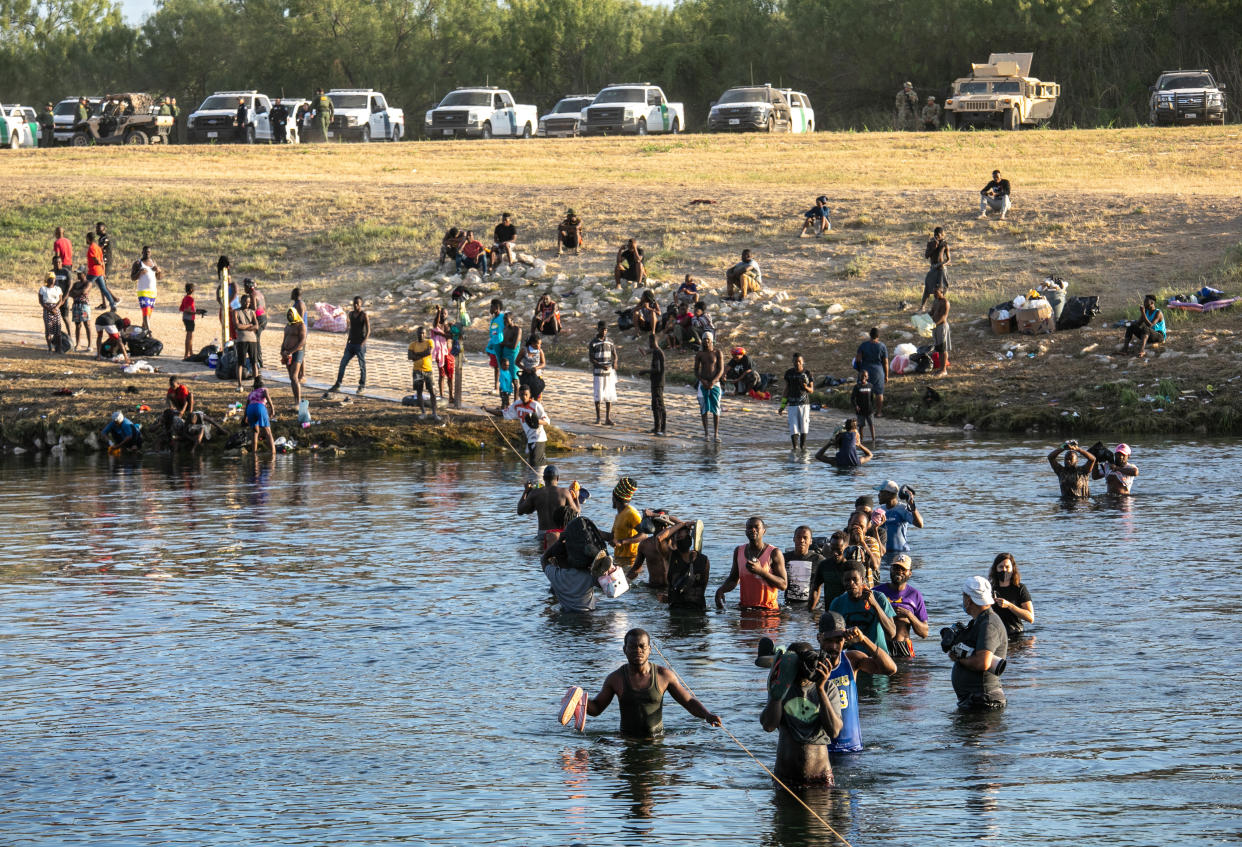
[780,353,814,450]
[588,320,618,426]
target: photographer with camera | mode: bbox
[1048,440,1097,499]
[945,576,1008,711]
[760,640,843,785]
[877,480,923,565]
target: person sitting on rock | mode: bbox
[725,346,761,395]
[456,230,489,276]
[632,290,660,334]
[557,209,583,256]
[690,301,715,348]
[439,227,465,264]
[532,293,561,339]
[614,238,646,288]
[725,249,762,301]
[663,301,693,350]
[675,274,701,306]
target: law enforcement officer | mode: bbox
[75,97,90,125]
[315,89,333,142]
[921,96,940,130]
[235,97,250,143]
[38,102,55,147]
[894,81,918,131]
[270,98,288,143]
[170,97,182,143]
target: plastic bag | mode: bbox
[911,313,934,337]
[893,342,917,358]
[314,302,348,333]
[597,564,630,599]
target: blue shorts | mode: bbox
[697,383,721,415]
[246,402,270,428]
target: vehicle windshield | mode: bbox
[329,94,369,109]
[594,88,645,104]
[994,81,1022,94]
[199,96,247,111]
[54,101,79,116]
[1161,75,1213,90]
[553,98,592,113]
[718,88,769,105]
[439,91,492,107]
[958,82,989,94]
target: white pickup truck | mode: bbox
[327,89,404,142]
[582,83,684,135]
[187,91,279,143]
[425,87,539,139]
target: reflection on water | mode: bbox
[1,437,1240,845]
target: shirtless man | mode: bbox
[630,515,692,587]
[517,464,582,548]
[760,641,843,785]
[585,628,721,738]
[694,333,725,442]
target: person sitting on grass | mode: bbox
[557,209,584,256]
[456,230,489,276]
[102,410,142,452]
[799,195,831,237]
[1120,294,1166,358]
[614,238,646,288]
[245,376,276,454]
[815,419,873,468]
[632,290,660,334]
[725,249,762,301]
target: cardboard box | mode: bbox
[1017,300,1055,334]
[991,316,1013,335]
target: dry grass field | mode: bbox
[3,127,1241,434]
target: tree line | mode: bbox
[2,0,1240,130]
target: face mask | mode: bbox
[962,598,971,614]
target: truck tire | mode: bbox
[71,133,89,147]
[521,122,532,138]
[670,117,680,134]
[1002,108,1018,131]
[391,125,401,141]
[245,126,255,144]
[481,122,492,139]
[361,125,371,143]
[636,119,647,135]
[124,130,148,145]
[766,115,775,133]
[7,133,18,149]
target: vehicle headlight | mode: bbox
[1208,92,1223,104]
[425,113,432,125]
[538,119,546,130]
[623,108,636,119]
[468,111,483,124]
[1158,95,1173,104]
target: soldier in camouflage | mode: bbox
[894,81,918,131]
[921,96,940,131]
[315,89,334,142]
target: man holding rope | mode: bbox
[582,628,721,737]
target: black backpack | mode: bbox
[215,344,238,380]
[616,308,634,331]
[125,330,163,357]
[562,515,608,570]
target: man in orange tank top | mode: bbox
[715,516,787,611]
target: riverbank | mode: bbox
[3,130,1241,434]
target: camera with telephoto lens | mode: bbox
[940,621,970,653]
[1087,441,1114,465]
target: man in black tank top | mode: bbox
[585,629,720,738]
[326,296,369,394]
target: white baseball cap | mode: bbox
[963,575,993,606]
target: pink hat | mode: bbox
[1114,443,1131,457]
[870,507,886,524]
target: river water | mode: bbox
[1,437,1239,846]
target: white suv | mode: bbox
[187,91,277,143]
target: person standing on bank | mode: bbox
[588,321,618,426]
[950,576,1008,711]
[637,333,666,436]
[921,227,950,311]
[854,327,889,417]
[232,293,260,389]
[929,283,951,375]
[280,307,306,408]
[326,297,368,394]
[243,279,266,367]
[694,333,725,442]
[407,325,440,422]
[269,99,288,143]
[315,89,334,142]
[779,353,814,450]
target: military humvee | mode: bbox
[944,53,1059,131]
[71,93,173,146]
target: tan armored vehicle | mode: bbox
[945,53,1059,130]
